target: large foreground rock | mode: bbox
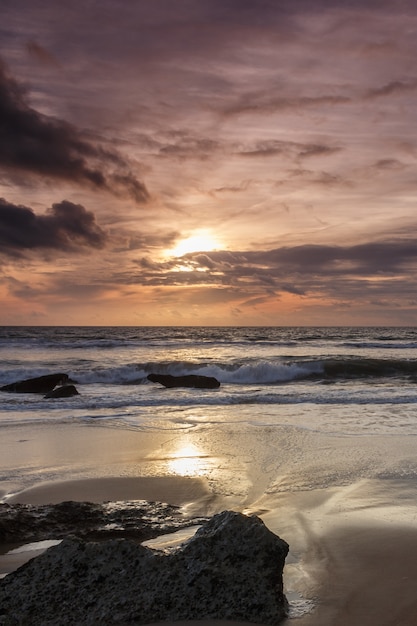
[0,510,289,625]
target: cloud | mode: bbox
[237,140,341,160]
[219,74,417,122]
[0,60,149,202]
[221,76,417,120]
[0,197,107,256]
[365,79,417,99]
[222,93,352,118]
[26,40,61,67]
[131,239,417,303]
[245,241,417,275]
[372,158,406,170]
[157,134,221,160]
[122,230,179,252]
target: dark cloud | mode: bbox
[221,75,417,119]
[373,159,406,170]
[0,197,107,256]
[286,168,349,187]
[221,77,417,120]
[152,134,340,164]
[132,240,417,299]
[237,140,341,160]
[122,230,179,252]
[246,241,417,275]
[365,80,417,99]
[299,145,341,159]
[5,273,110,302]
[0,60,149,202]
[223,93,352,118]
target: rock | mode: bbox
[148,372,221,389]
[0,373,69,394]
[0,500,205,544]
[0,510,289,625]
[44,384,79,399]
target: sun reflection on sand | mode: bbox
[167,444,208,477]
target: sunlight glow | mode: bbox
[167,444,207,477]
[169,230,221,257]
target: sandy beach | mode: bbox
[2,419,417,625]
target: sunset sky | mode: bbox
[2,0,417,326]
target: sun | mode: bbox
[169,229,221,257]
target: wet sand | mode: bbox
[6,475,212,507]
[258,481,417,625]
[2,420,417,625]
[297,523,417,625]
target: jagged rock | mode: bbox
[44,384,79,399]
[0,510,289,625]
[148,372,221,389]
[0,373,69,394]
[0,500,205,544]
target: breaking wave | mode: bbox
[4,356,416,388]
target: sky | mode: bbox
[1,0,417,326]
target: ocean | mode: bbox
[2,325,417,436]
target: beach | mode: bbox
[2,417,417,625]
[2,326,417,623]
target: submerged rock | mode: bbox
[148,372,221,389]
[0,373,69,394]
[44,384,79,399]
[0,510,289,625]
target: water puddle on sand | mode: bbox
[142,525,201,551]
[0,539,62,578]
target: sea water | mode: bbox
[1,326,417,435]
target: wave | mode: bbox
[320,357,417,379]
[73,356,417,385]
[342,341,417,350]
[2,385,417,426]
[3,352,417,390]
[3,327,417,357]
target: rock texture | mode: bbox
[147,373,221,389]
[0,510,289,625]
[0,500,205,544]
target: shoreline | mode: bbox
[2,420,417,625]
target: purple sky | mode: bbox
[1,0,417,325]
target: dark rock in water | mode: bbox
[148,372,221,389]
[0,373,69,394]
[0,500,204,544]
[0,510,289,625]
[44,384,79,399]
